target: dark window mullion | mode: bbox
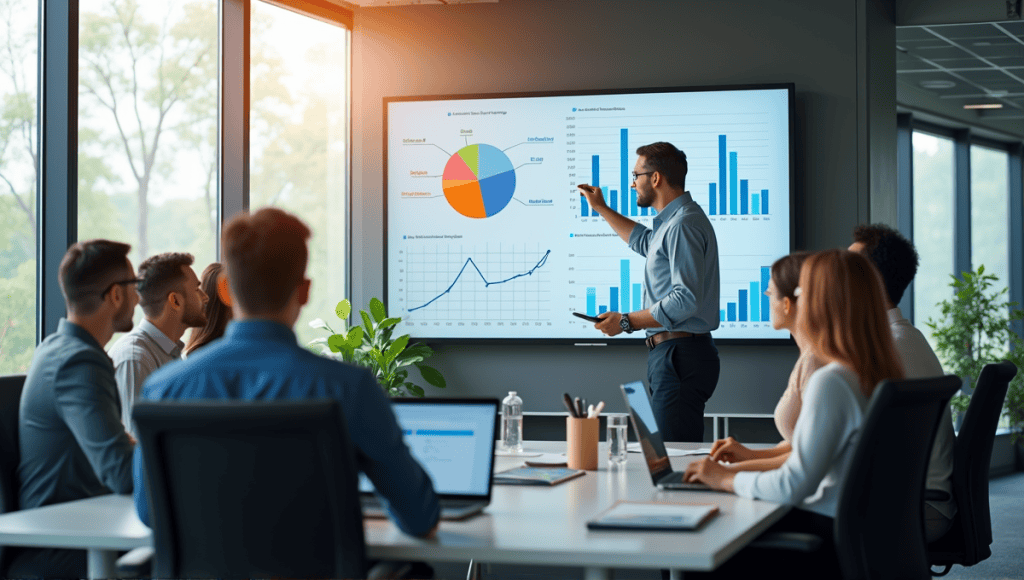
[897,113,914,320]
[36,0,79,341]
[218,0,250,257]
[1009,144,1023,341]
[953,129,972,281]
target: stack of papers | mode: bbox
[626,443,711,457]
[588,501,719,531]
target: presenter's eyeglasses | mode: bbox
[632,171,654,183]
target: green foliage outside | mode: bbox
[926,266,1024,440]
[307,298,446,398]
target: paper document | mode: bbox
[588,501,719,531]
[627,443,711,456]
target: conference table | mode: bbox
[0,442,789,579]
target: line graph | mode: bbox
[397,244,553,323]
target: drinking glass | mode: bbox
[607,414,629,467]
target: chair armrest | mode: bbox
[116,546,153,578]
[748,532,823,553]
[925,489,951,502]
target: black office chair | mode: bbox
[0,375,26,577]
[132,399,367,579]
[746,375,961,580]
[833,375,961,580]
[928,361,1017,576]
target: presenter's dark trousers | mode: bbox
[646,334,719,442]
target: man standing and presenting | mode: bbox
[109,252,208,434]
[13,240,138,579]
[578,142,721,442]
[134,208,440,538]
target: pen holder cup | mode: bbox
[566,416,600,470]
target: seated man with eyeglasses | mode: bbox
[12,240,139,579]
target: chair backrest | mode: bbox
[834,374,961,580]
[133,399,366,579]
[933,361,1016,566]
[0,374,26,575]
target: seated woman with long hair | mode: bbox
[706,251,823,471]
[183,262,232,357]
[684,249,904,577]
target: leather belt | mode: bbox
[645,331,707,349]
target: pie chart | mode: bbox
[442,144,517,218]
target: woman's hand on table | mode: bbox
[708,436,755,463]
[684,457,736,493]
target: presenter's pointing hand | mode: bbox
[577,184,608,211]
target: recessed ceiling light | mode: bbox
[974,41,992,46]
[986,90,1009,97]
[963,103,1003,109]
[921,80,957,89]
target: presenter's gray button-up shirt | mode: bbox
[109,319,183,434]
[628,192,721,336]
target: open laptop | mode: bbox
[620,381,710,491]
[360,397,499,521]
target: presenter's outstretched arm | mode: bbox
[578,184,639,243]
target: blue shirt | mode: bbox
[132,319,440,536]
[628,193,721,335]
[18,319,134,510]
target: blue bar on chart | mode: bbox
[620,260,630,312]
[592,155,599,189]
[738,289,748,321]
[610,189,618,212]
[740,180,749,215]
[761,267,770,322]
[631,189,638,216]
[586,287,596,317]
[720,309,725,322]
[632,283,641,311]
[727,303,736,322]
[709,183,717,215]
[750,282,760,321]
[621,129,630,216]
[718,135,727,213]
[580,194,590,217]
[599,305,607,314]
[752,193,760,215]
[762,189,769,214]
[640,206,648,216]
[609,287,619,313]
[729,152,738,215]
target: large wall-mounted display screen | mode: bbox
[385,84,794,343]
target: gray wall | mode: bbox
[349,0,891,414]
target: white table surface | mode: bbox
[365,441,789,574]
[0,442,788,578]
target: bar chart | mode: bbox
[707,134,769,217]
[582,258,644,316]
[579,128,657,218]
[720,266,772,323]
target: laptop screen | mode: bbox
[359,399,497,497]
[620,381,673,481]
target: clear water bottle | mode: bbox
[501,391,523,453]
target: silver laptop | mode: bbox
[360,397,499,521]
[620,381,710,491]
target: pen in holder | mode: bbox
[566,416,599,470]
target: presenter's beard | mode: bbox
[636,186,654,208]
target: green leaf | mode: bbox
[406,383,425,397]
[344,326,364,349]
[385,334,411,365]
[327,334,347,353]
[416,364,446,389]
[379,317,402,330]
[370,297,387,323]
[360,310,375,339]
[335,300,351,320]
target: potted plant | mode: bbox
[307,298,446,397]
[926,265,1024,442]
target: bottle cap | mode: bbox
[508,391,517,396]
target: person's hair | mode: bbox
[58,239,133,315]
[221,207,311,313]
[136,252,195,318]
[797,249,904,397]
[852,223,919,305]
[770,251,812,301]
[184,262,232,356]
[635,142,688,190]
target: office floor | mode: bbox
[432,472,1024,580]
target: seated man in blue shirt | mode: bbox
[13,239,139,579]
[133,207,440,538]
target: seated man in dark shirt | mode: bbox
[13,240,138,579]
[133,207,440,538]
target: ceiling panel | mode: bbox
[897,52,938,70]
[912,45,974,60]
[997,22,1024,37]
[929,23,1002,40]
[898,71,988,96]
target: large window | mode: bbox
[0,0,37,374]
[250,1,349,346]
[911,131,955,344]
[970,145,1010,291]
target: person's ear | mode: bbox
[168,291,183,312]
[782,297,792,316]
[107,284,124,308]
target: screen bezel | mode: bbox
[383,83,797,346]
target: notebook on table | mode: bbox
[587,501,719,531]
[360,397,499,521]
[620,381,711,491]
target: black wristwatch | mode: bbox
[619,312,636,334]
